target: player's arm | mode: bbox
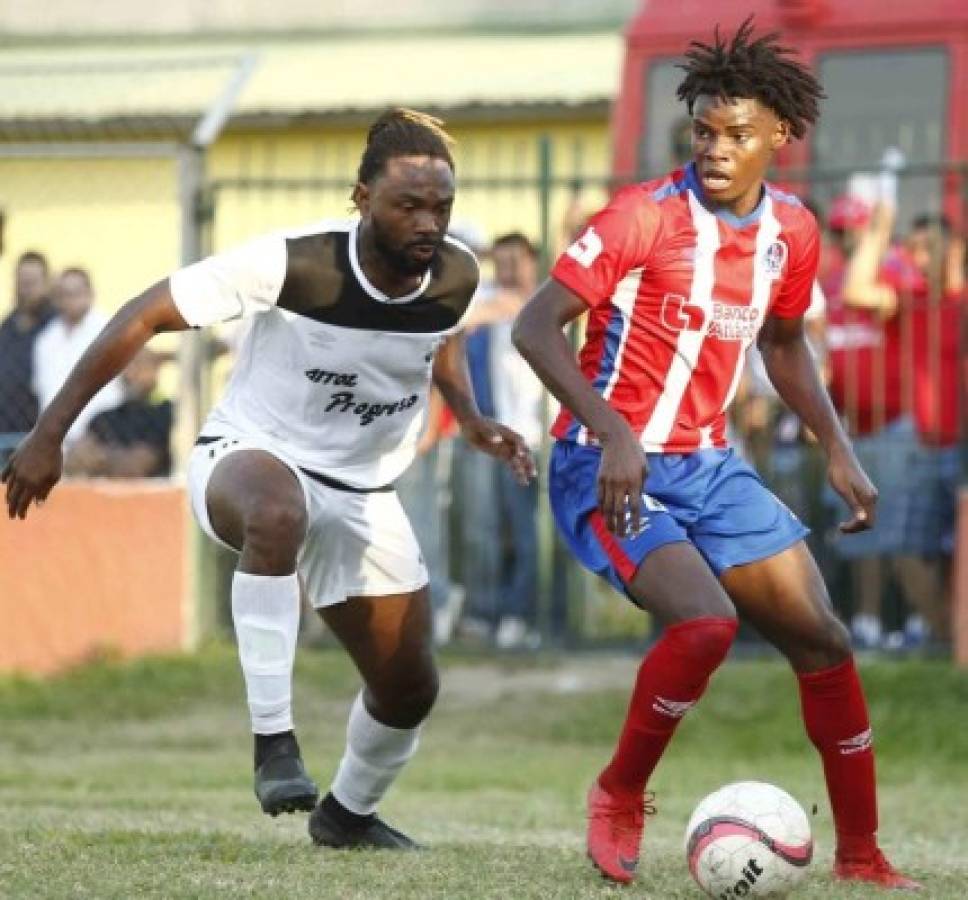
[4,234,284,519]
[758,312,876,534]
[513,279,646,537]
[2,281,188,518]
[513,188,655,537]
[415,387,446,455]
[431,331,535,485]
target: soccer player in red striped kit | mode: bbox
[513,19,920,891]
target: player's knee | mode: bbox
[785,612,852,671]
[375,668,439,727]
[815,613,852,665]
[666,615,739,670]
[242,500,307,563]
[402,669,440,723]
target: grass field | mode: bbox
[0,645,966,899]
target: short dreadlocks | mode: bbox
[676,17,824,140]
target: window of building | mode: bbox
[812,49,948,229]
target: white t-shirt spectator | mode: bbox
[33,308,123,444]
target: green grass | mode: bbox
[0,647,966,898]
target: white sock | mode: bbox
[330,692,421,815]
[232,571,300,735]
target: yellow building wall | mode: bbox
[0,117,610,319]
[207,118,613,255]
[0,155,180,314]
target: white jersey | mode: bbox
[170,219,479,488]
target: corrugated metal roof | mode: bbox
[0,0,639,36]
[0,33,622,132]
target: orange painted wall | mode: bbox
[0,481,190,675]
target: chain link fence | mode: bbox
[193,153,966,651]
[2,113,963,651]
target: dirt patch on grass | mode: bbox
[440,655,635,707]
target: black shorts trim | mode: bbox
[194,435,394,494]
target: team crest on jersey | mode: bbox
[762,240,788,279]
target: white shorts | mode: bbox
[187,435,428,608]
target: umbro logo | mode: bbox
[652,696,695,718]
[623,509,650,536]
[837,728,873,755]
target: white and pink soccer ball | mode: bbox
[684,781,813,898]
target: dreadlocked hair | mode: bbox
[676,16,824,139]
[357,107,455,185]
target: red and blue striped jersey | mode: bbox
[551,163,819,453]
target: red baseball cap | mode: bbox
[828,195,873,231]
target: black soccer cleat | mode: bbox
[253,733,319,817]
[308,796,421,850]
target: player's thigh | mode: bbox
[188,439,308,553]
[719,541,850,670]
[319,587,437,728]
[202,445,308,550]
[550,441,732,622]
[628,541,736,625]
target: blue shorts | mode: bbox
[549,441,809,600]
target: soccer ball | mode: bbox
[684,781,813,898]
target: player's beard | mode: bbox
[371,219,442,277]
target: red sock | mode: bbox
[598,617,737,800]
[797,657,878,860]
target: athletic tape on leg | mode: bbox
[232,572,300,735]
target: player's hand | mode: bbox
[1,428,64,520]
[597,420,649,537]
[827,444,877,534]
[461,416,536,486]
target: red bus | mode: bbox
[613,0,968,226]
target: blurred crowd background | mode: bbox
[0,0,964,658]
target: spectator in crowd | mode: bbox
[65,347,174,478]
[395,385,463,645]
[32,267,122,445]
[825,175,959,648]
[0,251,55,445]
[458,232,543,649]
[487,233,543,649]
[822,190,914,649]
[887,214,964,644]
[905,215,965,452]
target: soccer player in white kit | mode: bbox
[3,108,534,849]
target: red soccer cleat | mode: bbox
[586,781,655,884]
[834,848,923,891]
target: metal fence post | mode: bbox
[534,133,559,639]
[179,52,260,644]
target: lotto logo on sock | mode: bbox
[652,696,695,719]
[837,728,873,755]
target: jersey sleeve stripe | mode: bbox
[578,268,645,444]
